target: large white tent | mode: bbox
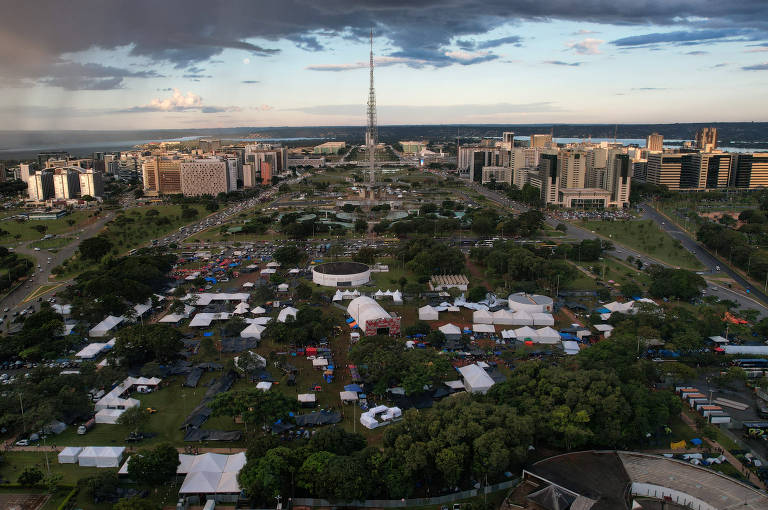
[458,364,495,394]
[438,323,461,340]
[514,326,539,340]
[95,408,125,424]
[233,302,250,315]
[531,313,555,326]
[562,340,581,355]
[473,309,494,324]
[78,446,125,468]
[535,327,561,344]
[250,306,266,314]
[58,446,82,464]
[90,315,124,337]
[491,309,517,325]
[473,324,495,334]
[240,323,265,339]
[510,311,534,325]
[418,305,439,321]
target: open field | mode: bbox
[579,219,703,269]
[29,237,73,250]
[0,211,95,244]
[100,204,206,253]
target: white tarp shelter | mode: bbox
[458,364,495,394]
[277,306,298,323]
[256,382,272,392]
[340,390,358,402]
[233,302,250,315]
[562,340,581,355]
[514,326,538,340]
[78,446,125,468]
[250,306,266,314]
[594,324,614,338]
[418,305,439,321]
[277,283,289,292]
[76,342,108,359]
[58,446,82,464]
[95,408,125,424]
[724,345,768,355]
[531,313,555,326]
[90,315,124,337]
[473,324,495,334]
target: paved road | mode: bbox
[0,211,115,320]
[641,203,768,315]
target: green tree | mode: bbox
[114,497,161,510]
[127,443,180,486]
[79,236,113,261]
[211,389,297,431]
[111,324,183,365]
[18,466,44,486]
[295,281,312,300]
[116,406,150,431]
[467,285,488,302]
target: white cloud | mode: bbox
[306,56,428,71]
[444,49,491,61]
[146,88,202,111]
[745,47,768,53]
[566,38,604,55]
[243,57,251,64]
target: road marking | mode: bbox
[21,282,66,304]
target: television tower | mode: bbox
[366,28,377,186]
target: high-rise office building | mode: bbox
[180,159,228,196]
[52,167,81,199]
[28,171,54,201]
[646,133,664,152]
[242,164,257,188]
[695,127,717,151]
[646,153,684,190]
[695,152,731,189]
[458,146,501,182]
[731,153,768,189]
[19,163,34,183]
[560,151,587,189]
[530,134,553,149]
[260,162,273,185]
[538,153,560,204]
[142,157,182,194]
[226,157,239,191]
[607,153,632,206]
[79,170,104,198]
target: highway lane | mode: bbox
[641,203,768,311]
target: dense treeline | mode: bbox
[698,218,768,282]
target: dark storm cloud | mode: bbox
[611,29,752,47]
[543,60,581,66]
[37,62,162,90]
[457,35,524,50]
[241,80,261,84]
[743,62,768,70]
[685,50,709,55]
[3,0,768,87]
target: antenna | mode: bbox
[366,27,377,187]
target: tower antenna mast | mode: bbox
[366,28,377,187]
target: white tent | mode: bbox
[531,312,555,326]
[418,305,439,321]
[90,315,124,337]
[233,302,250,315]
[491,309,517,325]
[473,309,494,324]
[277,283,289,292]
[458,364,495,394]
[250,306,266,314]
[256,381,272,392]
[501,329,516,339]
[240,323,265,339]
[340,390,359,402]
[535,326,561,344]
[76,342,107,359]
[438,323,461,340]
[247,317,272,325]
[78,446,125,468]
[266,261,281,268]
[242,281,254,288]
[260,268,277,275]
[289,268,301,274]
[277,306,298,323]
[391,290,403,304]
[332,290,343,302]
[180,471,221,494]
[473,324,495,334]
[594,324,614,338]
[562,340,580,355]
[298,393,316,406]
[514,326,538,340]
[510,311,534,325]
[95,408,125,424]
[312,358,328,368]
[58,446,82,464]
[374,290,384,298]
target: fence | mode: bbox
[288,478,520,508]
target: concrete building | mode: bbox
[530,134,553,148]
[242,164,257,188]
[399,141,427,154]
[79,170,105,198]
[19,163,34,183]
[560,151,587,189]
[287,157,325,168]
[646,133,664,152]
[226,157,239,191]
[695,127,717,151]
[606,153,631,207]
[260,161,272,186]
[142,157,182,195]
[199,139,221,152]
[117,156,140,182]
[458,146,501,182]
[731,153,768,189]
[28,171,54,201]
[52,167,81,199]
[181,159,228,196]
[538,153,560,204]
[481,166,511,185]
[695,152,731,189]
[646,153,684,190]
[245,144,287,177]
[313,141,346,155]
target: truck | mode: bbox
[77,418,95,435]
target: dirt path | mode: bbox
[465,255,491,289]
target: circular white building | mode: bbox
[507,292,554,313]
[312,261,371,287]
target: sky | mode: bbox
[1,0,768,130]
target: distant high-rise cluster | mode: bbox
[459,133,631,208]
[23,155,105,202]
[139,141,288,197]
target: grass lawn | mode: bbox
[29,237,73,250]
[579,219,703,269]
[0,211,95,243]
[0,451,103,486]
[100,205,206,253]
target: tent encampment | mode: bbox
[240,323,265,339]
[472,323,495,334]
[535,326,561,344]
[438,323,461,340]
[418,305,439,321]
[472,309,494,324]
[277,307,298,323]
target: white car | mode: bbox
[15,439,29,446]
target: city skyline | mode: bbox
[2,0,768,130]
